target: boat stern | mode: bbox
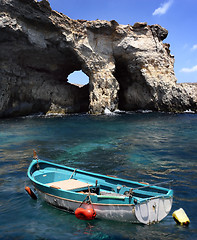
[135,193,173,224]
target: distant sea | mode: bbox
[0,112,196,240]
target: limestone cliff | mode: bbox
[0,0,196,117]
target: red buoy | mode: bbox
[75,207,96,220]
[25,186,37,200]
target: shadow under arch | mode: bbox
[114,56,155,111]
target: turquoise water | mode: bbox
[0,113,196,239]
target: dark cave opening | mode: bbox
[114,57,154,111]
[114,57,133,110]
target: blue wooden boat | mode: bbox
[27,151,173,224]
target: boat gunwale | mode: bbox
[36,187,173,206]
[36,187,136,206]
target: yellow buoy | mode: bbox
[172,208,190,225]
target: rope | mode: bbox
[78,187,96,215]
[79,195,89,208]
[69,168,77,179]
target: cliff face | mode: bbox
[0,0,196,117]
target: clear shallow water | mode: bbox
[0,113,196,240]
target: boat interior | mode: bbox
[31,161,171,200]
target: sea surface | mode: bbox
[0,112,196,240]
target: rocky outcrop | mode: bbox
[0,0,196,117]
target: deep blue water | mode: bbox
[0,113,196,240]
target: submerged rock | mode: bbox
[0,0,196,117]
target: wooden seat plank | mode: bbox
[47,179,92,191]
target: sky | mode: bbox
[45,0,197,84]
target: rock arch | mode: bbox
[0,0,196,117]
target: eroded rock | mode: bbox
[0,0,196,117]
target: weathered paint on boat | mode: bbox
[27,158,173,224]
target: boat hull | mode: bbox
[36,188,172,223]
[37,189,138,222]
